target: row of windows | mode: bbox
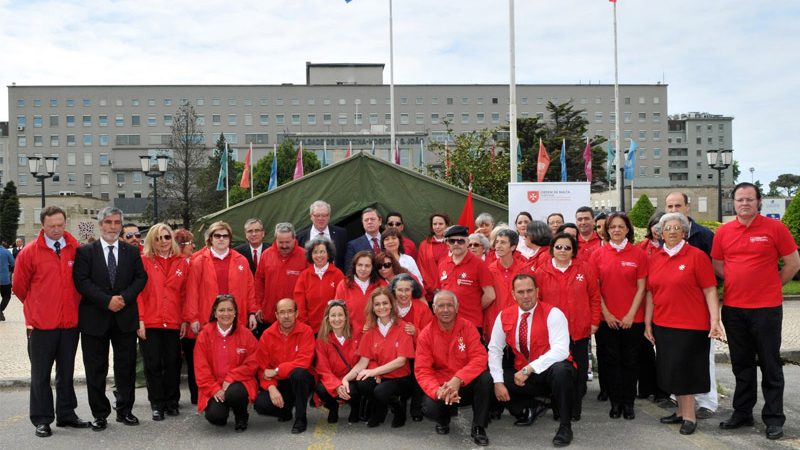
[16,171,146,186]
[667,136,726,145]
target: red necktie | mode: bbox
[519,312,531,360]
[371,237,380,254]
[252,248,258,266]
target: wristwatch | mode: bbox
[521,366,530,376]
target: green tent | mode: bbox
[193,152,508,246]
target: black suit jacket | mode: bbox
[297,225,348,270]
[345,234,379,269]
[73,240,148,336]
[233,242,269,274]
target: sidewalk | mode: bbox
[2,294,800,386]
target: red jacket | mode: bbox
[255,243,308,323]
[137,254,189,329]
[185,247,256,329]
[315,330,362,397]
[417,238,449,299]
[334,278,385,334]
[415,317,487,399]
[193,322,259,412]
[255,321,315,389]
[522,249,550,273]
[12,230,81,329]
[535,260,601,340]
[294,265,346,334]
[397,300,434,346]
[485,257,527,337]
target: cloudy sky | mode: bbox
[1,0,798,185]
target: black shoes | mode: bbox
[609,404,622,419]
[327,403,339,424]
[278,411,293,422]
[719,415,754,429]
[552,424,573,447]
[165,406,180,417]
[597,391,608,401]
[291,416,307,434]
[35,424,52,438]
[152,410,164,421]
[390,400,407,428]
[660,413,683,424]
[90,418,107,431]
[471,425,489,446]
[622,404,635,420]
[116,412,139,426]
[234,413,248,432]
[766,425,784,440]
[680,420,697,435]
[435,423,450,435]
[56,417,91,428]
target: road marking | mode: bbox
[0,413,26,428]
[308,412,336,450]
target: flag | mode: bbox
[445,141,451,177]
[370,140,375,156]
[606,142,615,181]
[346,141,352,158]
[322,140,328,167]
[239,143,252,189]
[418,141,425,167]
[536,138,550,182]
[216,144,228,191]
[517,142,522,182]
[293,143,304,180]
[624,138,638,181]
[583,137,593,183]
[560,138,567,182]
[457,175,475,233]
[394,140,400,164]
[268,145,278,191]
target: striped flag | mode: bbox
[293,142,304,180]
[239,143,252,189]
[216,143,228,191]
[268,144,278,191]
[560,138,567,182]
[536,138,550,182]
[583,137,593,183]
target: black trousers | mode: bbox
[205,382,249,426]
[422,370,491,427]
[81,327,137,419]
[180,338,197,404]
[570,338,589,415]
[637,333,666,399]
[315,381,362,419]
[254,368,314,419]
[595,322,642,406]
[594,334,609,396]
[29,328,80,426]
[357,376,413,423]
[722,305,785,426]
[140,328,181,411]
[0,284,11,312]
[503,360,575,426]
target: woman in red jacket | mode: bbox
[315,300,362,423]
[174,228,199,405]
[334,250,383,334]
[341,288,415,428]
[416,213,451,301]
[137,224,189,420]
[536,232,601,421]
[294,237,345,334]
[194,295,258,431]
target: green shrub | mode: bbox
[628,195,656,228]
[782,195,800,248]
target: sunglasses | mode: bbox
[554,245,572,251]
[125,232,141,239]
[386,222,403,227]
[447,238,467,245]
[157,235,173,242]
[467,243,482,248]
[178,241,194,246]
[212,233,230,239]
[379,262,393,269]
[328,299,346,307]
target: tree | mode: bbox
[732,160,741,183]
[160,102,208,228]
[251,139,321,193]
[629,194,656,228]
[0,181,21,245]
[783,194,800,249]
[769,173,800,198]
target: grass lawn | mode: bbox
[785,280,800,296]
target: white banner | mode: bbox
[508,182,592,225]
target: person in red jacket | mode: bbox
[294,237,345,334]
[334,250,384,334]
[415,290,491,446]
[485,228,525,340]
[174,228,199,405]
[194,295,258,431]
[136,223,189,420]
[536,232,601,421]
[416,213,451,301]
[389,273,433,421]
[314,300,362,423]
[575,206,602,259]
[13,206,90,437]
[186,221,257,336]
[341,288,415,428]
[254,223,308,328]
[253,298,315,434]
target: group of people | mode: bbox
[9,183,799,446]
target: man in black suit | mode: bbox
[233,218,269,274]
[73,207,148,431]
[344,207,382,268]
[297,200,347,270]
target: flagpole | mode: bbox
[249,143,254,198]
[613,0,624,210]
[224,143,230,209]
[388,0,396,164]
[508,0,518,184]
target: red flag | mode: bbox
[239,144,252,188]
[536,138,550,182]
[394,141,400,164]
[457,175,475,233]
[292,143,304,180]
[346,141,352,158]
[445,142,451,177]
[583,138,593,183]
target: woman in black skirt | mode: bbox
[644,212,725,435]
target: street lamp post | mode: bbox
[28,156,58,208]
[749,167,755,183]
[706,149,733,222]
[140,155,169,223]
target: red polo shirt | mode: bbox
[437,252,494,329]
[711,214,797,308]
[578,232,602,259]
[590,243,648,322]
[357,321,415,379]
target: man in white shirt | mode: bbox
[488,273,575,447]
[234,218,269,275]
[297,201,347,269]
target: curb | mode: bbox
[714,350,800,365]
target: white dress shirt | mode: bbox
[102,240,119,269]
[487,303,570,383]
[44,235,67,252]
[398,254,424,286]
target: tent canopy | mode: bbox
[193,152,508,246]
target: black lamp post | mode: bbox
[706,149,733,222]
[28,156,58,208]
[140,155,169,223]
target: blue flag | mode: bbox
[624,139,638,181]
[516,142,522,182]
[268,151,278,191]
[560,139,567,182]
[606,142,615,181]
[216,145,227,191]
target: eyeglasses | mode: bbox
[662,225,683,232]
[554,245,572,251]
[125,232,141,239]
[386,222,403,227]
[178,241,194,246]
[446,238,467,245]
[328,299,346,307]
[380,262,393,269]
[157,235,172,242]
[467,243,482,248]
[212,233,230,239]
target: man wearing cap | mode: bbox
[436,225,495,335]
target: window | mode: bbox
[624,97,631,104]
[164,98,172,106]
[623,112,632,123]
[67,173,76,184]
[225,134,238,144]
[638,112,646,123]
[580,97,588,105]
[652,112,661,123]
[652,130,661,140]
[291,114,300,125]
[446,97,453,105]
[415,113,424,125]
[594,112,603,123]
[639,166,646,176]
[212,114,221,125]
[260,114,269,125]
[400,114,409,125]
[33,135,43,146]
[212,98,220,106]
[196,98,205,106]
[133,172,143,184]
[400,97,408,105]
[307,98,315,105]
[83,134,92,146]
[338,98,346,105]
[323,98,331,105]
[276,114,284,125]
[446,113,454,122]
[18,175,27,186]
[654,167,661,176]
[431,113,440,124]
[476,113,485,124]
[461,97,469,105]
[17,136,27,147]
[653,148,661,159]
[82,115,92,127]
[16,115,27,127]
[416,97,424,105]
[84,153,92,165]
[227,98,237,106]
[491,113,500,124]
[100,174,109,185]
[146,116,156,126]
[354,113,362,125]
[50,135,59,146]
[639,130,647,141]
[521,97,528,105]
[639,148,646,159]
[83,99,92,107]
[431,97,439,105]
[291,98,299,106]
[49,115,59,127]
[244,114,253,126]
[718,123,724,132]
[99,134,109,146]
[708,137,713,144]
[99,153,109,166]
[116,115,125,127]
[639,96,645,104]
[369,113,378,125]
[492,97,499,104]
[653,97,660,104]
[338,113,347,125]
[96,115,108,127]
[131,115,140,126]
[323,113,331,125]
[623,130,632,139]
[17,99,25,107]
[33,116,43,128]
[66,99,74,107]
[696,137,702,144]
[115,134,141,145]
[245,134,268,144]
[228,115,237,126]
[66,135,76,146]
[707,125,713,131]
[461,113,469,124]
[196,115,205,126]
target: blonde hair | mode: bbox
[143,223,179,257]
[317,300,352,343]
[365,287,398,329]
